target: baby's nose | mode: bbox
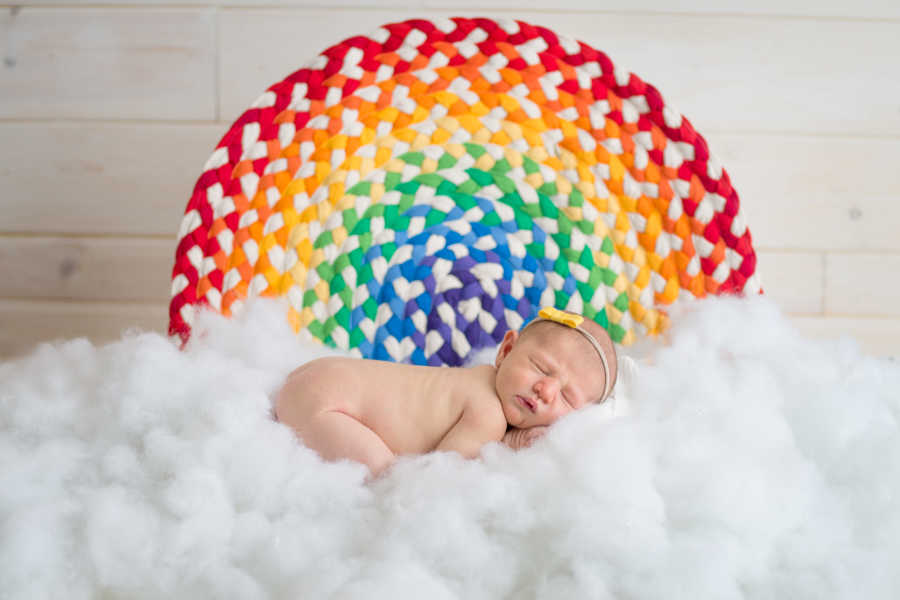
[535,378,560,403]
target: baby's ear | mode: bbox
[494,329,519,367]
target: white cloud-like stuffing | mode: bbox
[1,297,898,599]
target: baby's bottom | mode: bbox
[275,374,394,475]
[275,361,397,476]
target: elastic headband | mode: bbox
[522,307,614,403]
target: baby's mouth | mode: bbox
[517,395,536,413]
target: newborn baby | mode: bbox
[275,307,618,476]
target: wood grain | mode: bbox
[791,315,900,359]
[12,1,898,19]
[1,8,216,120]
[0,236,172,301]
[0,299,168,360]
[714,134,900,251]
[825,253,900,317]
[0,122,222,235]
[755,250,823,315]
[422,0,900,19]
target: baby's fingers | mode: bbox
[503,426,549,450]
[522,426,548,446]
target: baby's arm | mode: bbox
[436,407,506,459]
[502,426,548,450]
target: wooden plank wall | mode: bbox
[1,2,898,359]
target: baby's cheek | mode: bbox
[550,406,570,423]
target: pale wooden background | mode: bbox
[2,2,899,359]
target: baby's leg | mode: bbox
[298,409,395,476]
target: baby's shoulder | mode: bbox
[460,388,507,438]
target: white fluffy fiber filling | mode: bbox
[1,297,899,599]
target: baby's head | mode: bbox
[493,308,618,429]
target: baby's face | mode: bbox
[493,323,610,429]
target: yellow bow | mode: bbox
[537,306,584,329]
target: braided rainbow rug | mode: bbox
[170,17,760,366]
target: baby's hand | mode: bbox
[502,426,548,450]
